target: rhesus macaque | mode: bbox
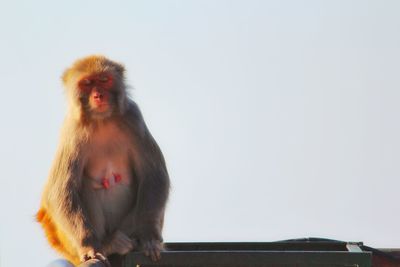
[36,55,170,266]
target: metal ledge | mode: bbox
[123,241,372,267]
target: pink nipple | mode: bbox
[113,173,122,183]
[102,178,110,189]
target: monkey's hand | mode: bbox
[132,226,164,262]
[103,230,138,256]
[80,248,110,267]
[141,238,163,262]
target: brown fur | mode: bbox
[37,55,170,266]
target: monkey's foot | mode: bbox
[78,259,107,267]
[142,239,163,262]
[81,251,110,267]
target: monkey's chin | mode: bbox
[90,106,113,120]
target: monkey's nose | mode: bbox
[93,93,104,100]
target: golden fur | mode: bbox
[37,55,170,266]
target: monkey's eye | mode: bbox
[98,76,109,82]
[81,79,92,85]
[78,78,93,93]
[97,75,114,89]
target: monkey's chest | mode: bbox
[84,143,135,227]
[83,124,136,226]
[85,144,133,191]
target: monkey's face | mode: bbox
[77,73,117,118]
[62,55,127,120]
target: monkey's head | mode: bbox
[62,55,127,121]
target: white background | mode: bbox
[1,1,400,266]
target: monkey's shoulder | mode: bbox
[116,101,148,138]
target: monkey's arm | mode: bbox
[120,130,169,235]
[121,135,169,260]
[43,133,103,261]
[118,103,170,259]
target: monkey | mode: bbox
[36,55,170,266]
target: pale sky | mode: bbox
[1,1,400,266]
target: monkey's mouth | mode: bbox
[91,102,110,113]
[95,101,107,107]
[90,97,109,110]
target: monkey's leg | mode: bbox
[82,186,135,257]
[79,186,112,267]
[81,187,107,239]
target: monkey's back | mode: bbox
[36,208,81,265]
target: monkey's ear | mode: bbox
[61,68,72,85]
[114,63,125,77]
